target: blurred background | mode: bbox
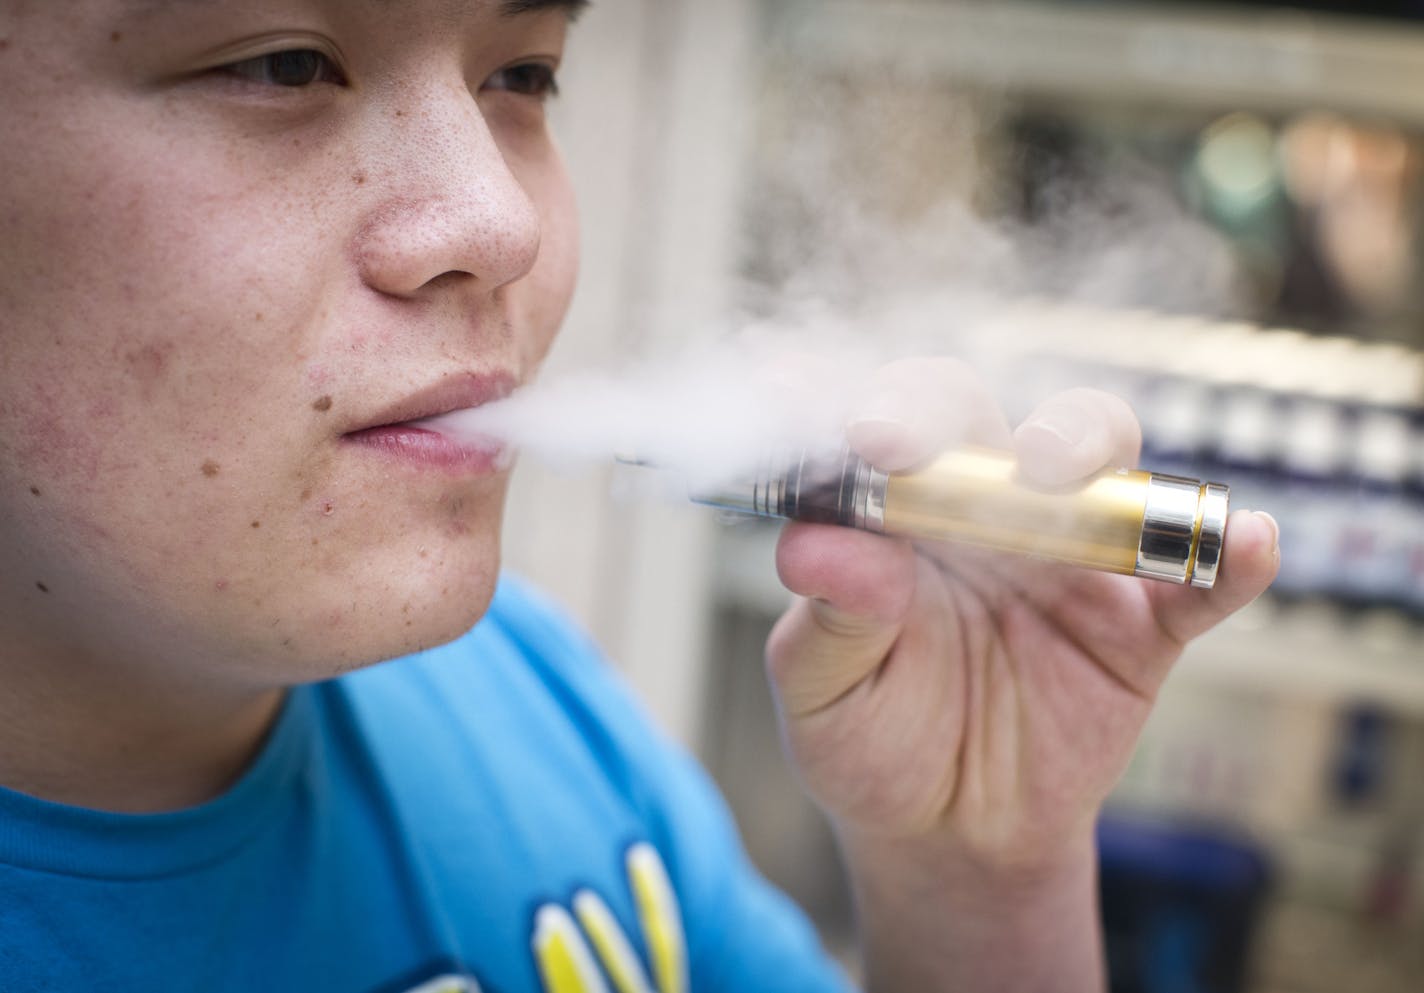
[503,1,1424,990]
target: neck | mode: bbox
[0,643,285,814]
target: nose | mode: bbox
[356,88,542,299]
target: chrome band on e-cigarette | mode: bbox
[691,447,1230,589]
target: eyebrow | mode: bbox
[123,0,591,20]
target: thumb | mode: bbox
[768,523,917,718]
[1147,509,1281,648]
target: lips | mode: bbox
[342,371,516,474]
[349,371,517,431]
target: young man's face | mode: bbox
[0,0,580,686]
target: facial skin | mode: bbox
[0,0,580,806]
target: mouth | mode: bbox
[341,371,516,474]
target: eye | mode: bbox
[222,49,346,88]
[484,62,560,100]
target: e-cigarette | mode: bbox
[690,446,1229,588]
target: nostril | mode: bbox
[423,270,476,292]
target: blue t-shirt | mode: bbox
[0,576,851,993]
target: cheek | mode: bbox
[0,171,341,588]
[2,274,307,506]
[3,381,106,493]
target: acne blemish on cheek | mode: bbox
[215,579,229,592]
[29,486,40,497]
[353,172,366,186]
[322,500,335,516]
[313,395,333,412]
[110,31,123,43]
[124,343,174,397]
[201,460,220,478]
[251,520,261,529]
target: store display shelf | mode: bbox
[1176,599,1424,715]
[771,0,1424,126]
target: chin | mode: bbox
[276,529,505,684]
[399,562,502,654]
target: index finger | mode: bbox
[1013,387,1143,487]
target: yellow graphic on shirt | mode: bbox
[531,842,688,993]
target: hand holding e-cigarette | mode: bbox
[762,358,1280,990]
[695,361,1231,585]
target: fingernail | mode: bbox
[1253,511,1280,555]
[1022,407,1090,448]
[845,390,923,471]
